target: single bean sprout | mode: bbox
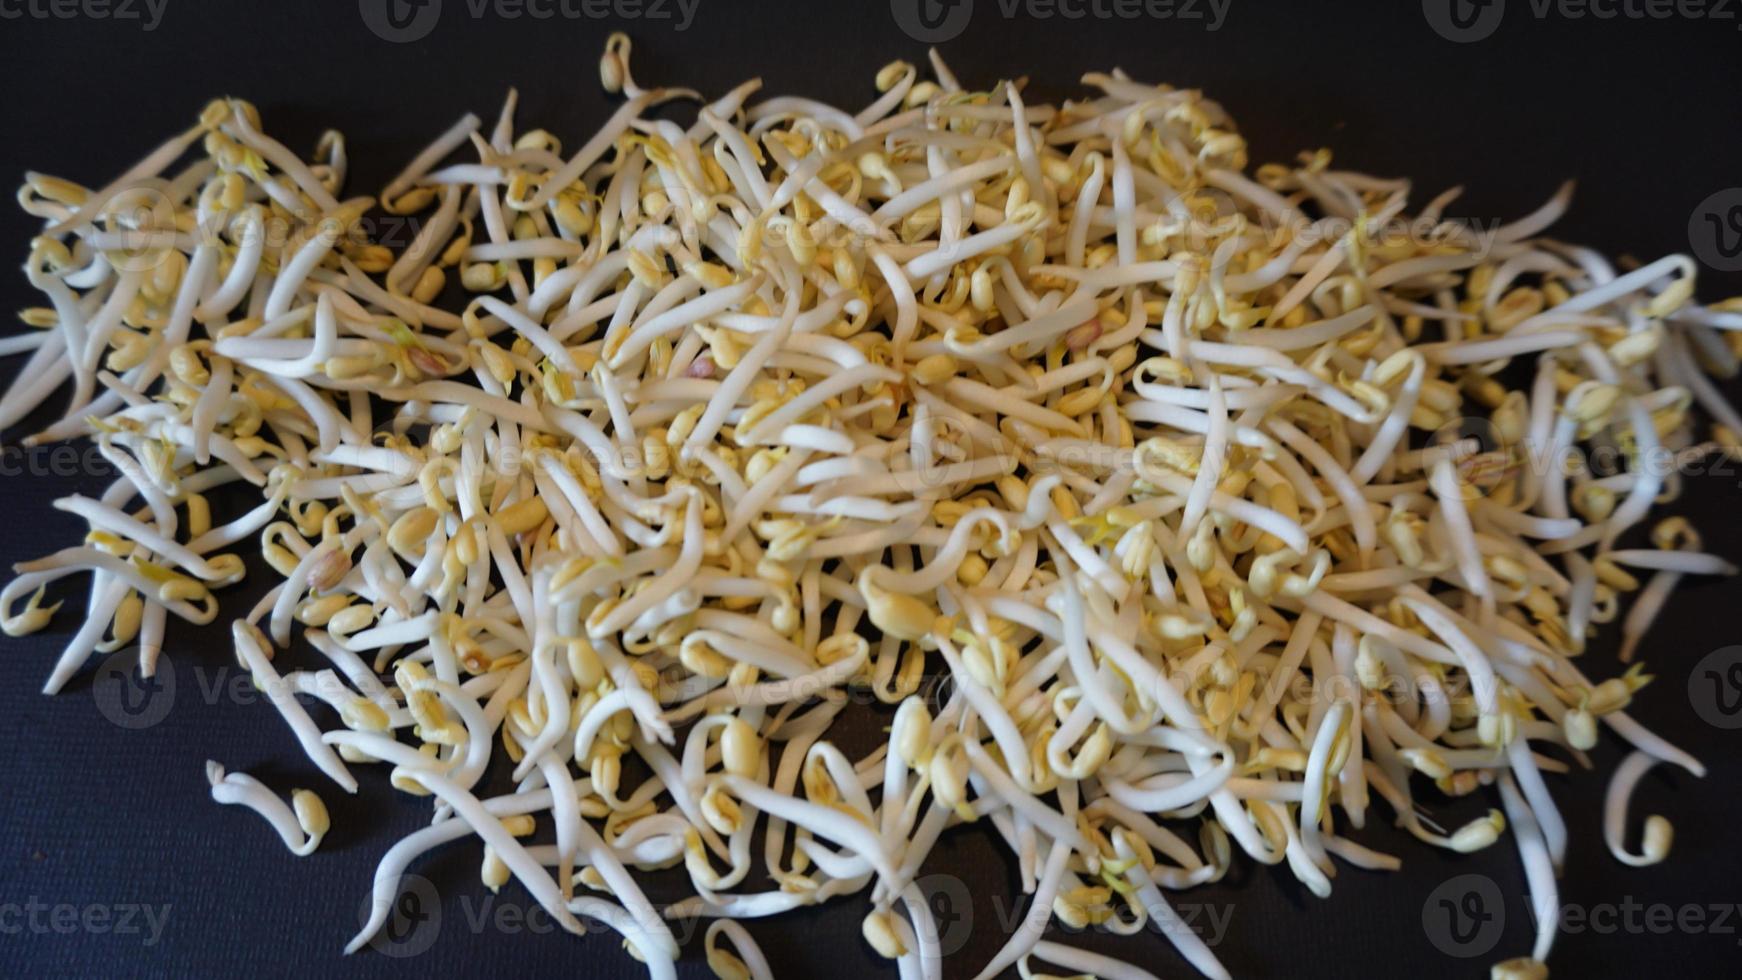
[206,761,328,857]
[4,34,1739,979]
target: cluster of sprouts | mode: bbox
[5,34,1741,980]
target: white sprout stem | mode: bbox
[232,622,358,793]
[1498,773,1559,966]
[1112,833,1233,980]
[1025,941,1165,980]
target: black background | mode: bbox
[2,1,1741,977]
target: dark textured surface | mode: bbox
[2,1,1741,977]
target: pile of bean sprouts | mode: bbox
[5,35,1742,980]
